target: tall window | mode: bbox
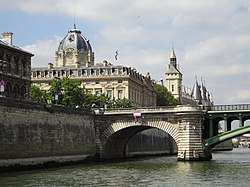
[172,84,174,92]
[95,90,101,96]
[22,61,26,77]
[15,62,19,75]
[118,90,123,99]
[107,90,112,98]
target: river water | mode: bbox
[0,148,249,187]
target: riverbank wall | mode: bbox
[0,98,96,171]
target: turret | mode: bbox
[170,49,177,68]
[165,47,182,104]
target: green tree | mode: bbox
[48,77,86,107]
[60,78,85,107]
[31,77,134,109]
[154,84,178,106]
[47,78,62,104]
[113,98,133,108]
[82,93,111,108]
[30,85,48,103]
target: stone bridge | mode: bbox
[94,106,212,161]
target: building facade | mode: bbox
[31,26,156,107]
[0,32,34,99]
[165,48,213,106]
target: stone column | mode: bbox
[224,115,228,131]
[239,114,243,127]
[209,116,213,137]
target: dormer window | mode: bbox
[69,35,74,42]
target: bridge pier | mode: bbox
[177,115,212,161]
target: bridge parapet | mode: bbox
[97,105,201,115]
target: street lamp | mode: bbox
[112,86,115,108]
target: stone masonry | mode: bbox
[0,97,96,170]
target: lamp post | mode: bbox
[112,86,115,108]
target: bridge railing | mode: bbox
[206,104,250,111]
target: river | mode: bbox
[0,148,249,187]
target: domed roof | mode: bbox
[57,25,92,52]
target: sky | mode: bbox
[0,0,250,105]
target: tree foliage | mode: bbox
[154,84,178,106]
[30,77,133,109]
[114,98,133,108]
[31,85,48,103]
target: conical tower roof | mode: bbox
[201,81,208,101]
[191,78,202,103]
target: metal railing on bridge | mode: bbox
[207,104,250,111]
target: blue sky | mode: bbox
[1,0,250,105]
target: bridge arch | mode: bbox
[101,120,179,159]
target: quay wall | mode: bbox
[0,97,96,171]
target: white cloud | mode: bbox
[22,36,62,67]
[183,35,250,76]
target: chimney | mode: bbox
[2,32,13,45]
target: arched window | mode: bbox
[8,63,12,73]
[5,82,12,98]
[15,61,19,75]
[20,86,26,99]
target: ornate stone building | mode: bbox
[0,32,33,99]
[31,26,156,107]
[165,48,213,106]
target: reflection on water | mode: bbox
[0,148,250,187]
